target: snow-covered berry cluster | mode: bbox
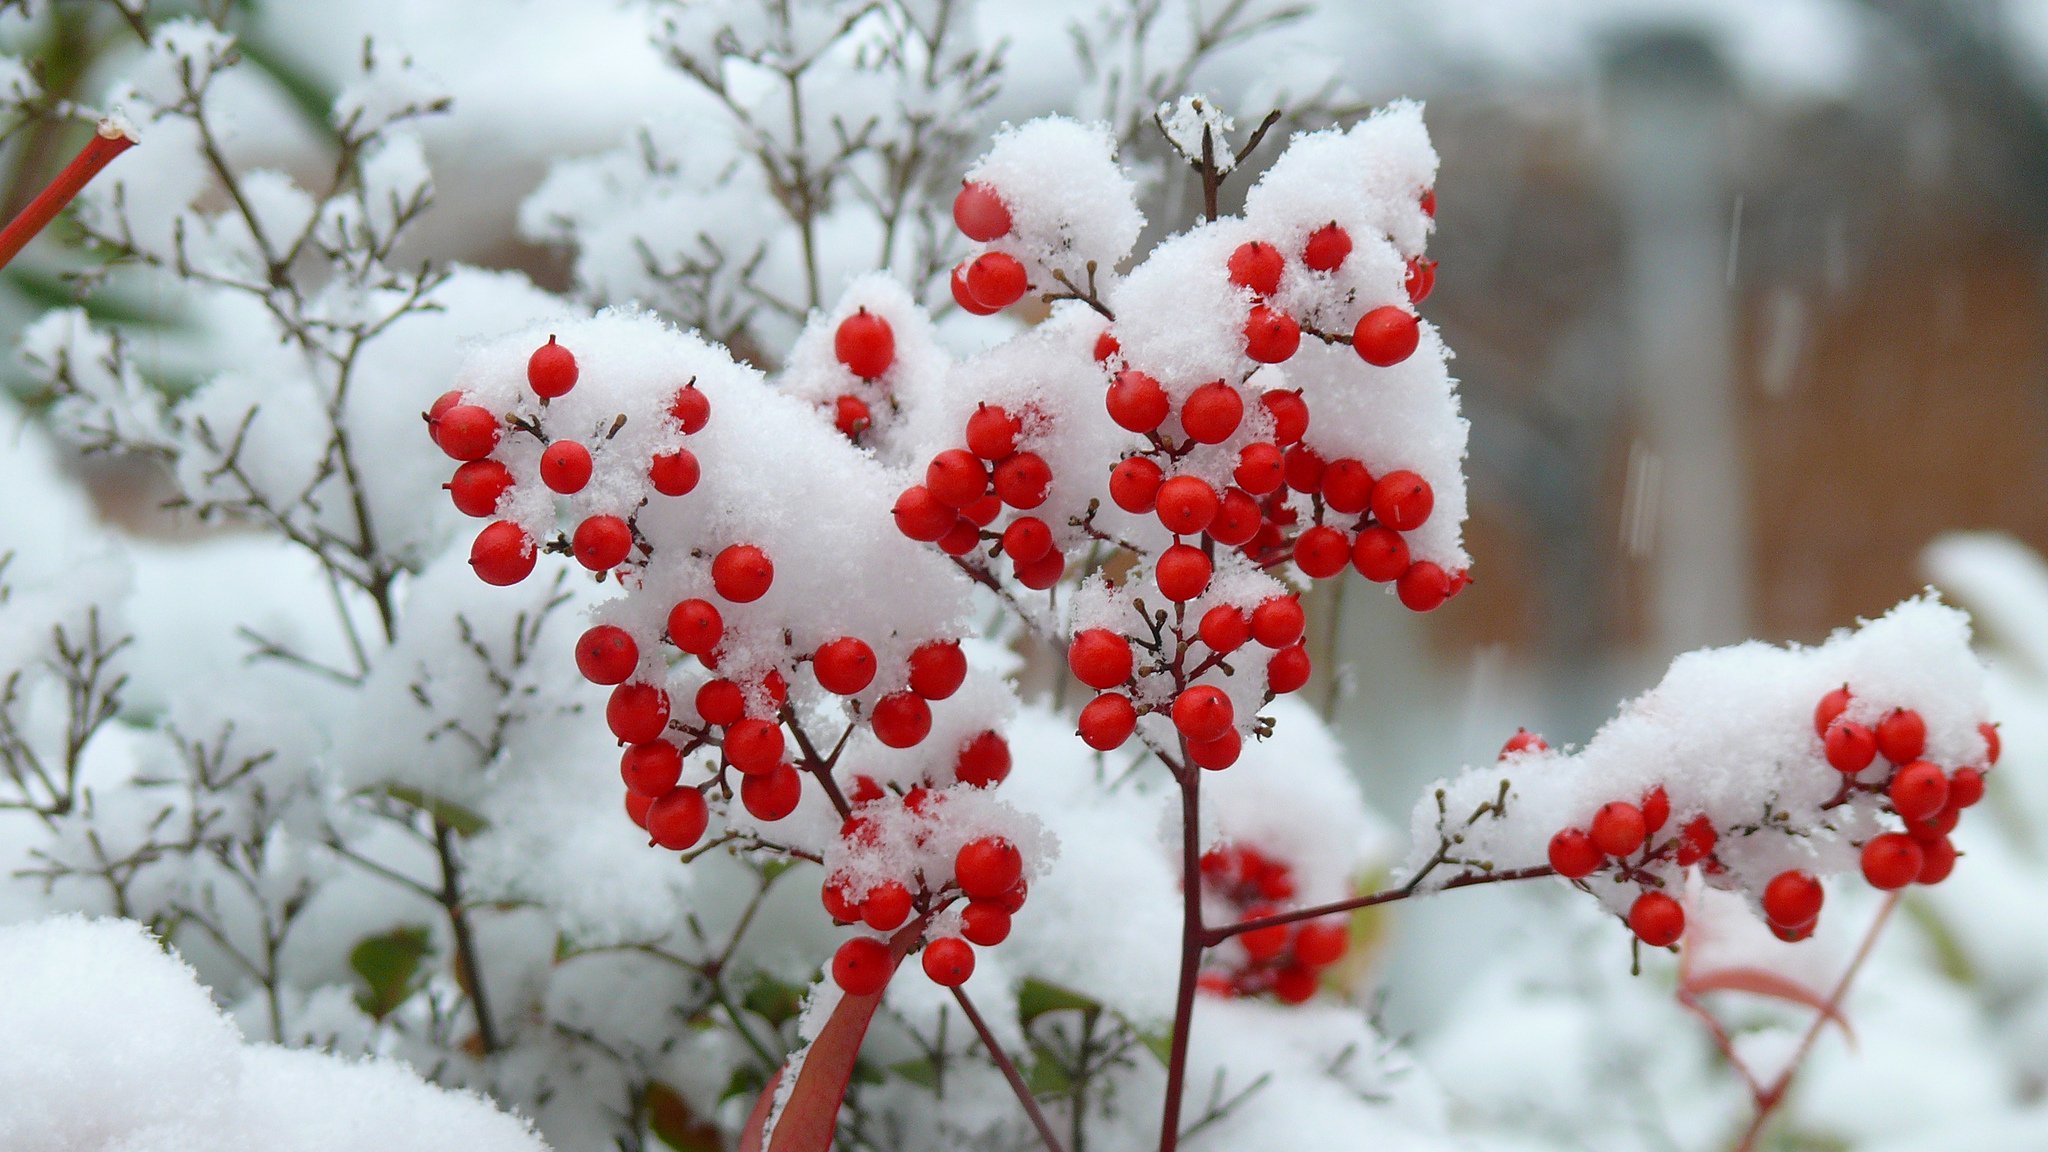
[1195,843,1351,1003]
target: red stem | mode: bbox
[0,119,137,272]
[1157,752,1204,1152]
[1203,864,1557,945]
[950,983,1068,1152]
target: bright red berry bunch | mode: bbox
[1194,843,1350,1004]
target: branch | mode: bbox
[951,983,1069,1152]
[1203,864,1557,945]
[0,118,136,272]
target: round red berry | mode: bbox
[576,624,639,685]
[1861,833,1924,890]
[540,440,593,494]
[1000,517,1052,563]
[1187,727,1242,769]
[893,486,956,542]
[1590,801,1647,858]
[1210,488,1262,547]
[1156,543,1213,601]
[695,679,745,728]
[646,786,708,851]
[951,262,1003,315]
[1234,443,1285,495]
[1351,527,1409,583]
[1396,561,1452,612]
[1876,709,1926,764]
[649,448,700,497]
[1980,721,2001,766]
[1825,721,1878,774]
[712,543,773,603]
[1239,909,1289,962]
[936,517,979,558]
[961,902,1012,946]
[1260,390,1310,445]
[860,880,913,931]
[1676,816,1717,866]
[435,404,500,461]
[1014,548,1065,589]
[1814,686,1852,737]
[832,936,895,996]
[1320,458,1375,515]
[1172,685,1234,743]
[470,521,536,586]
[1110,457,1164,513]
[834,309,895,379]
[1156,476,1219,536]
[813,637,877,696]
[1078,693,1137,750]
[621,741,683,796]
[667,599,722,657]
[956,730,1010,788]
[1246,597,1303,649]
[966,251,1028,309]
[909,640,968,700]
[1640,786,1671,835]
[607,682,671,743]
[1199,605,1251,654]
[724,718,785,773]
[1227,241,1285,295]
[1916,835,1957,885]
[1267,645,1311,695]
[573,515,633,571]
[832,393,872,439]
[1404,256,1436,303]
[1283,445,1325,494]
[1950,766,1986,808]
[1762,870,1823,929]
[1629,891,1685,947]
[527,336,578,399]
[1244,305,1301,364]
[1181,381,1244,443]
[1291,525,1348,579]
[922,937,976,986]
[1108,370,1171,433]
[966,405,1022,459]
[956,837,1023,899]
[447,459,513,518]
[953,181,1012,241]
[1094,330,1120,363]
[1499,728,1549,758]
[1303,223,1351,273]
[1068,629,1133,689]
[870,691,932,748]
[1371,470,1433,531]
[1548,828,1602,878]
[740,762,802,821]
[925,449,988,508]
[1293,919,1348,967]
[1888,760,1949,823]
[992,452,1052,509]
[625,790,654,829]
[669,384,711,434]
[1353,307,1420,367]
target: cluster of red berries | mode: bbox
[1813,687,1994,896]
[427,336,711,586]
[1220,231,1433,369]
[893,403,1067,589]
[1545,777,1693,947]
[825,830,1030,995]
[1194,843,1349,1003]
[826,308,895,441]
[948,182,1031,315]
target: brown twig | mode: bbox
[951,983,1069,1152]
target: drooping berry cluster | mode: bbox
[1813,687,1994,900]
[1195,843,1350,1004]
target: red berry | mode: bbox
[834,309,895,378]
[1676,815,1718,866]
[1629,891,1685,947]
[1396,561,1452,612]
[951,261,1003,315]
[740,762,802,821]
[1825,722,1878,774]
[893,486,956,542]
[527,336,577,399]
[956,730,1010,788]
[1876,709,1926,764]
[870,691,932,748]
[1270,965,1316,1003]
[1320,458,1375,515]
[667,599,722,657]
[1227,241,1284,296]
[1861,833,1924,890]
[1293,920,1348,967]
[1078,693,1137,750]
[1353,307,1420,367]
[1303,223,1352,272]
[953,181,1012,241]
[1172,685,1234,743]
[832,937,895,996]
[1239,908,1289,962]
[435,404,500,461]
[1762,870,1823,929]
[860,880,913,931]
[813,637,877,696]
[576,624,639,685]
[909,640,969,700]
[822,878,861,923]
[922,937,976,986]
[1351,527,1409,583]
[1283,444,1326,493]
[607,683,671,743]
[1419,188,1436,217]
[1590,802,1647,858]
[993,452,1052,509]
[1248,598,1305,649]
[1294,526,1350,579]
[966,405,1022,459]
[1267,645,1311,695]
[573,515,633,571]
[935,516,979,556]
[649,448,700,497]
[724,718,785,773]
[1404,257,1436,304]
[1260,390,1309,445]
[1181,381,1244,443]
[621,741,683,796]
[712,543,774,603]
[1371,470,1433,531]
[1199,605,1251,654]
[626,790,654,829]
[1110,457,1164,513]
[926,448,990,508]
[1980,721,2001,766]
[1210,489,1261,546]
[669,384,711,434]
[1108,370,1171,433]
[1068,629,1133,689]
[1156,543,1213,601]
[1187,727,1242,769]
[695,679,745,727]
[1640,786,1671,835]
[470,521,536,586]
[1244,305,1301,364]
[1915,836,1957,885]
[966,251,1028,309]
[1156,476,1220,536]
[1001,517,1053,563]
[832,394,872,440]
[961,902,1012,946]
[1548,828,1602,879]
[447,459,513,518]
[1234,443,1285,494]
[1014,548,1065,589]
[961,494,1002,527]
[1888,760,1950,823]
[1950,766,1986,808]
[1093,330,1120,363]
[426,390,462,445]
[646,786,708,850]
[540,440,593,494]
[1814,686,1852,737]
[956,837,1023,899]
[1499,728,1548,758]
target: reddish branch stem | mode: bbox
[1203,864,1557,945]
[0,119,136,272]
[951,983,1069,1152]
[1157,753,1206,1152]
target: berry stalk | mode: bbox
[0,118,137,272]
[1157,750,1206,1152]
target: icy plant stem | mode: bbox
[1158,754,1206,1152]
[951,984,1069,1152]
[0,119,136,272]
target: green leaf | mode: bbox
[888,1057,939,1089]
[1139,1031,1174,1067]
[382,784,488,835]
[645,1080,726,1152]
[741,972,807,1028]
[349,925,432,1020]
[1024,1054,1070,1095]
[1016,977,1098,1025]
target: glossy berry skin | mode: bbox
[1069,629,1134,689]
[1108,370,1171,433]
[1876,709,1927,764]
[813,637,877,695]
[607,683,671,744]
[1353,306,1420,367]
[966,405,1022,459]
[435,404,500,461]
[1155,544,1213,601]
[576,625,639,685]
[961,902,1012,946]
[861,881,913,931]
[1283,445,1326,494]
[1294,526,1350,579]
[1351,527,1409,583]
[922,937,977,987]
[1013,549,1065,590]
[1861,833,1924,890]
[1396,561,1452,612]
[1093,330,1120,363]
[1825,721,1878,774]
[1260,390,1310,445]
[871,692,933,748]
[572,515,633,571]
[955,730,1011,788]
[1590,801,1647,858]
[1762,870,1823,929]
[1249,597,1305,649]
[470,522,536,586]
[1234,443,1285,495]
[625,791,654,830]
[1320,458,1375,515]
[1950,766,1986,808]
[1238,909,1290,962]
[1267,645,1312,695]
[1244,305,1301,364]
[1199,605,1251,654]
[1156,476,1220,536]
[528,336,578,398]
[1500,728,1548,758]
[956,837,1024,900]
[1676,815,1718,866]
[647,787,709,851]
[1370,471,1433,531]
[1404,256,1437,303]
[1888,760,1950,823]
[893,486,956,542]
[669,384,711,434]
[1628,891,1685,947]
[909,640,969,700]
[649,449,700,497]
[621,741,682,796]
[447,459,514,518]
[993,452,1053,509]
[540,440,593,494]
[667,598,722,657]
[740,762,802,821]
[1078,693,1137,750]
[1303,224,1352,273]
[1640,786,1671,835]
[1548,828,1602,879]
[953,181,1012,241]
[966,251,1029,309]
[1187,727,1242,770]
[1110,457,1165,513]
[724,718,785,773]
[832,937,895,996]
[1181,381,1244,443]
[1814,686,1852,737]
[712,543,774,603]
[834,310,895,378]
[695,680,745,728]
[832,394,872,440]
[1227,241,1285,296]
[1916,836,1958,885]
[1172,685,1234,743]
[1293,920,1349,967]
[1001,517,1053,563]
[1980,722,2001,765]
[951,262,1004,315]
